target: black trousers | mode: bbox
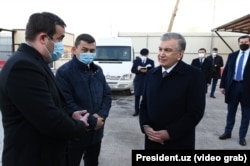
[67,140,102,166]
[134,95,141,114]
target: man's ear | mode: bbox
[39,33,48,45]
[177,50,184,60]
[71,46,76,54]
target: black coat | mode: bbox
[220,50,250,106]
[0,44,87,166]
[131,57,154,95]
[191,57,213,84]
[139,61,205,149]
[207,55,224,79]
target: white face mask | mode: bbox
[212,52,217,56]
[198,53,205,58]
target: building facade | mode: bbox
[118,32,241,66]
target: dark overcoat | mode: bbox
[0,44,87,166]
[139,61,205,149]
[131,57,154,95]
[191,57,213,84]
[207,55,224,79]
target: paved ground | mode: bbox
[0,85,249,166]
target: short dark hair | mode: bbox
[25,12,66,41]
[238,35,250,42]
[74,33,95,47]
[198,48,206,53]
[212,48,218,51]
[140,48,149,55]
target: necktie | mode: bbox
[235,52,245,81]
[162,71,168,78]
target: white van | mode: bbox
[95,37,134,95]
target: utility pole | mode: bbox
[167,0,180,32]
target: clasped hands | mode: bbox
[72,110,104,130]
[137,66,147,72]
[143,125,170,144]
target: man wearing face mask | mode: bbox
[207,48,224,98]
[191,48,213,93]
[56,33,112,166]
[131,48,155,116]
[0,12,90,166]
[219,35,250,146]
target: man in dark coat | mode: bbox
[139,32,205,150]
[131,48,154,116]
[0,12,89,166]
[219,35,250,146]
[191,48,213,93]
[56,34,112,166]
[207,48,224,98]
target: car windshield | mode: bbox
[95,46,131,61]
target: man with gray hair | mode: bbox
[139,32,206,149]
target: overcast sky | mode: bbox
[0,0,249,39]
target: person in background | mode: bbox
[131,48,154,116]
[139,32,205,149]
[207,48,224,98]
[0,12,89,166]
[56,33,112,166]
[191,48,213,93]
[219,35,250,146]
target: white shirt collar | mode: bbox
[162,62,178,73]
[240,48,250,55]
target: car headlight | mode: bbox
[120,74,132,80]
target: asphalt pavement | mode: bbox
[0,85,249,166]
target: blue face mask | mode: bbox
[45,38,64,61]
[79,53,95,65]
[50,41,64,61]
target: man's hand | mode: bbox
[140,68,147,73]
[93,113,104,130]
[144,125,170,144]
[80,113,89,127]
[151,130,170,144]
[72,110,88,120]
[220,88,225,94]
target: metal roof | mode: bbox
[212,14,250,34]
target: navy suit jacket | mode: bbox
[139,61,205,149]
[131,57,154,95]
[220,50,250,106]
